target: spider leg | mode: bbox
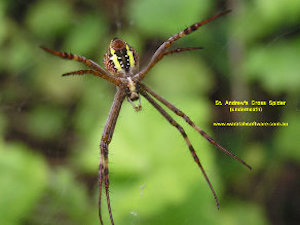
[135,10,231,81]
[62,70,120,86]
[134,47,203,81]
[99,88,125,225]
[151,47,203,64]
[99,147,104,225]
[141,83,251,170]
[141,91,220,208]
[40,46,120,85]
[163,47,203,56]
[167,10,231,45]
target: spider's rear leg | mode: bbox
[99,89,125,225]
[141,91,220,208]
[141,84,252,170]
[98,147,104,225]
[101,142,114,225]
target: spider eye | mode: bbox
[125,87,130,95]
[104,39,139,76]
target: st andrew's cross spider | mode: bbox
[41,9,251,225]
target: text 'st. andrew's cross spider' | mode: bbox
[41,10,251,225]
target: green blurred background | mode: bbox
[0,0,299,225]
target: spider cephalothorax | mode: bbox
[41,10,251,225]
[123,76,141,111]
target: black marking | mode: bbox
[125,87,131,95]
[115,49,131,72]
[190,24,197,31]
[184,27,190,34]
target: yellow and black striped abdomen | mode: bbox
[104,38,139,76]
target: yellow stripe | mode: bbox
[110,48,122,71]
[126,45,135,67]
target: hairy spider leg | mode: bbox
[99,147,104,225]
[40,46,120,86]
[140,47,203,77]
[163,47,203,56]
[61,69,120,85]
[141,91,220,208]
[100,89,125,225]
[135,10,231,81]
[141,83,251,170]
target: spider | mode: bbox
[41,9,251,225]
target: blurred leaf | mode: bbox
[33,56,85,104]
[128,0,212,37]
[148,55,213,98]
[0,112,7,136]
[244,143,266,171]
[26,105,66,140]
[233,0,300,42]
[26,0,73,38]
[64,14,108,55]
[31,168,98,225]
[222,201,269,225]
[0,1,7,45]
[245,38,300,94]
[0,143,47,225]
[6,37,35,74]
[71,79,112,172]
[274,112,300,162]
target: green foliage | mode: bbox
[245,38,300,94]
[128,0,212,37]
[232,0,300,42]
[0,0,298,225]
[0,1,7,45]
[26,105,66,140]
[0,143,47,225]
[222,201,269,225]
[31,168,98,225]
[275,112,300,162]
[6,37,35,74]
[26,0,73,38]
[64,14,108,55]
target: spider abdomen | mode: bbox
[104,38,139,76]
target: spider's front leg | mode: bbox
[63,70,121,86]
[134,9,231,81]
[40,46,105,73]
[40,46,120,86]
[99,88,125,225]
